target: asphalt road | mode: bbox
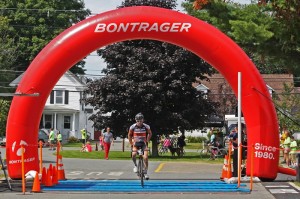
[0,142,299,199]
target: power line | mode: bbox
[252,87,300,127]
[0,7,89,13]
[0,7,101,16]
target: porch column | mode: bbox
[68,112,76,138]
[54,112,57,130]
[72,113,76,131]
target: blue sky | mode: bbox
[82,0,251,77]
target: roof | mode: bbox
[9,72,25,87]
[193,73,294,95]
[44,105,80,113]
[9,70,86,90]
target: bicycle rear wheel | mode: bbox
[138,157,144,187]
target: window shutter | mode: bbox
[50,91,54,104]
[65,90,69,104]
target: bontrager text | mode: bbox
[94,22,192,33]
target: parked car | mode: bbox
[38,129,49,147]
[0,137,6,146]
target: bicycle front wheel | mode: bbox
[138,157,144,187]
[199,149,208,158]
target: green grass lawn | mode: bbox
[63,142,203,150]
[60,142,219,163]
[58,149,223,164]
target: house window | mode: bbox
[50,90,69,104]
[64,116,71,129]
[56,90,63,104]
[45,114,52,129]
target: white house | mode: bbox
[10,71,95,141]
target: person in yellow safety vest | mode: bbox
[48,128,55,150]
[57,131,63,151]
[81,129,87,144]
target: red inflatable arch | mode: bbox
[6,6,279,179]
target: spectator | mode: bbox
[163,136,171,151]
[177,135,186,156]
[282,130,291,166]
[48,128,56,150]
[230,126,238,177]
[280,127,288,160]
[85,141,92,152]
[102,127,114,160]
[209,128,216,144]
[57,131,63,151]
[80,129,87,144]
[289,136,297,168]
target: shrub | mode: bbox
[186,136,207,143]
[68,136,80,143]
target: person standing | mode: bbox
[282,130,291,166]
[163,136,171,152]
[280,127,288,162]
[57,131,63,151]
[48,128,55,150]
[128,113,152,180]
[102,127,114,160]
[177,135,186,156]
[230,126,238,177]
[81,129,87,144]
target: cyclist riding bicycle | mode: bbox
[128,113,152,180]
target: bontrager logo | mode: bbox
[9,140,35,165]
[12,140,28,156]
[94,22,192,33]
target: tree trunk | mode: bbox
[151,135,159,157]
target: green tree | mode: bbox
[0,0,91,75]
[82,0,218,156]
[262,0,300,83]
[0,16,18,93]
[183,0,290,74]
[274,83,300,133]
[0,99,10,137]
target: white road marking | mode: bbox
[68,171,84,175]
[107,172,123,176]
[66,171,123,176]
[86,172,103,176]
[269,189,299,194]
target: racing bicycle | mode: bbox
[133,146,149,187]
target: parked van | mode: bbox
[224,115,245,133]
[38,129,49,147]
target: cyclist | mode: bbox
[128,113,152,180]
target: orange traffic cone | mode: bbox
[48,163,53,177]
[57,155,66,180]
[220,155,228,180]
[52,166,58,185]
[31,171,41,193]
[44,168,53,187]
[41,167,47,185]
